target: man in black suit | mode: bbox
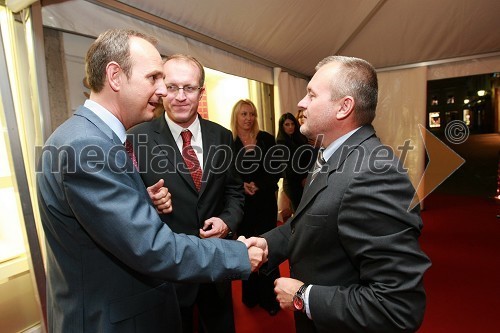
[128,54,243,333]
[241,56,431,333]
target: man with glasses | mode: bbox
[128,54,244,333]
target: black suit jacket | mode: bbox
[128,114,244,305]
[263,125,431,333]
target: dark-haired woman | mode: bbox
[276,113,315,211]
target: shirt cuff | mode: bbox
[304,284,313,319]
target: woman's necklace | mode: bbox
[239,133,256,147]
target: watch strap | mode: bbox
[297,283,308,296]
[293,283,309,312]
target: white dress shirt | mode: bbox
[164,113,204,171]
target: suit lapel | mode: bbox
[75,106,119,144]
[75,106,142,182]
[199,118,215,195]
[293,125,377,219]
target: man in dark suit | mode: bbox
[241,56,431,333]
[128,54,243,333]
[36,29,264,333]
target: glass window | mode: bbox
[0,105,27,263]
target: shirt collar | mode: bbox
[84,99,127,143]
[164,112,201,142]
[322,127,361,162]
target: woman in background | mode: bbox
[230,99,281,316]
[296,109,321,147]
[276,113,314,211]
[296,109,305,126]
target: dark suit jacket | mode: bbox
[128,114,244,305]
[36,106,250,333]
[263,125,431,333]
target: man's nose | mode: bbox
[157,82,167,97]
[175,89,187,99]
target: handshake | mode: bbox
[238,236,269,272]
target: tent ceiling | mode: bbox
[113,0,500,77]
[44,0,500,78]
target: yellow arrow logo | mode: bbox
[409,124,466,211]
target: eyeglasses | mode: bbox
[166,85,202,95]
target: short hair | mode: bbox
[85,29,158,93]
[164,54,205,87]
[230,99,260,139]
[316,55,378,125]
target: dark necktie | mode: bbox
[181,130,202,191]
[310,148,325,184]
[124,139,138,170]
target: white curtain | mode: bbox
[279,70,309,114]
[428,55,500,81]
[374,67,427,193]
[273,68,308,132]
[41,0,274,84]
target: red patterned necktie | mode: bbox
[124,139,138,170]
[180,130,202,191]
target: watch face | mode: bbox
[293,295,304,311]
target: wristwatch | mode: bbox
[293,284,309,312]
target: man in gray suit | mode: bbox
[241,56,431,333]
[36,29,263,333]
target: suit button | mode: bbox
[291,227,295,234]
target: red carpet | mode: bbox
[418,193,500,332]
[232,258,295,333]
[231,193,500,332]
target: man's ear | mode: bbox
[336,96,355,120]
[106,62,122,92]
[198,87,206,102]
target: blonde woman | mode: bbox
[230,99,281,315]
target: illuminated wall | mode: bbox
[204,68,250,130]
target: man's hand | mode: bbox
[243,181,258,196]
[147,179,172,214]
[246,244,266,272]
[199,217,229,239]
[237,236,268,264]
[274,277,305,311]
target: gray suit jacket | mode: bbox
[263,125,431,333]
[36,106,250,333]
[128,114,244,305]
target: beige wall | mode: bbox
[43,28,71,132]
[0,271,40,332]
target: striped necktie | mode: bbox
[310,148,325,184]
